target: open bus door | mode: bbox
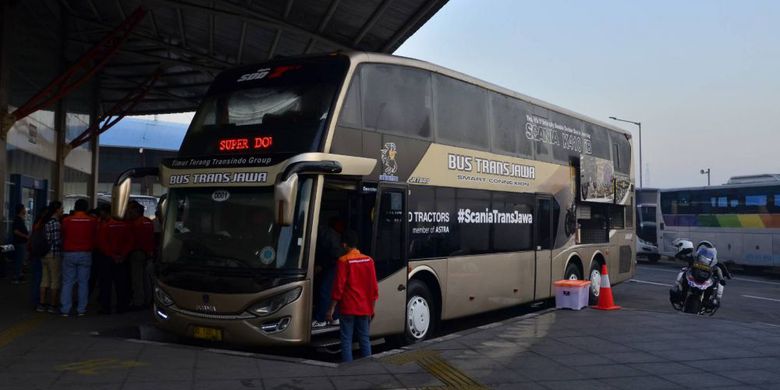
[369,184,408,336]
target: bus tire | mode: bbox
[588,262,602,305]
[403,280,437,344]
[564,262,582,280]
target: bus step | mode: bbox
[311,325,339,336]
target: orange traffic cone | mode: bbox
[593,263,621,310]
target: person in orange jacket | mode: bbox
[96,205,134,314]
[326,230,379,362]
[127,201,155,310]
[59,199,98,316]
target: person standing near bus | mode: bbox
[127,201,154,310]
[10,204,30,284]
[28,207,48,308]
[326,230,379,362]
[40,202,63,313]
[60,199,98,317]
[96,205,133,314]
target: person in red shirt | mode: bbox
[126,201,155,310]
[96,205,134,314]
[59,199,98,316]
[326,230,379,362]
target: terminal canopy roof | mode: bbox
[9,0,448,115]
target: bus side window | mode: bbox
[374,190,405,280]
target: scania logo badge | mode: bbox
[202,294,210,303]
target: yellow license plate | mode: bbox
[193,326,222,341]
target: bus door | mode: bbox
[370,184,408,336]
[534,196,554,299]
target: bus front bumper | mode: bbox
[153,302,310,347]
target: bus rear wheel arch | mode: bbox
[564,258,583,280]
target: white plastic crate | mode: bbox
[553,280,591,310]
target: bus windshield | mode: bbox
[161,183,312,272]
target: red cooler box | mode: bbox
[553,280,591,310]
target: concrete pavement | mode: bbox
[3,266,780,389]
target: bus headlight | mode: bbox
[248,287,302,317]
[154,286,174,306]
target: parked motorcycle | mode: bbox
[669,239,732,315]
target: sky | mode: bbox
[394,0,780,188]
[140,1,780,189]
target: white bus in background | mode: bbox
[659,174,780,271]
[636,188,661,262]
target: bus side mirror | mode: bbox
[112,177,132,220]
[157,193,168,223]
[111,167,160,220]
[275,173,299,226]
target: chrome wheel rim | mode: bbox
[590,268,602,297]
[407,295,430,340]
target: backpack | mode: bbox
[29,225,50,257]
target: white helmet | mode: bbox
[673,238,694,258]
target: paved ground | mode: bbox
[2,260,780,389]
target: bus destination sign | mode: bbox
[219,136,273,152]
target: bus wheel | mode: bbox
[564,262,582,281]
[404,280,436,343]
[588,264,602,305]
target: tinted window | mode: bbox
[530,107,554,162]
[434,74,489,149]
[611,134,631,175]
[588,125,611,160]
[493,193,534,251]
[337,72,362,128]
[536,198,553,250]
[361,64,432,139]
[491,93,533,157]
[610,206,625,229]
[746,195,767,207]
[374,189,406,279]
[408,188,536,259]
[457,189,491,254]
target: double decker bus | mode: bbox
[659,174,780,270]
[114,52,636,346]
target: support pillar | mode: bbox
[88,81,100,208]
[0,1,15,238]
[53,4,68,202]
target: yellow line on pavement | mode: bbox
[55,358,146,375]
[0,314,46,349]
[383,349,486,389]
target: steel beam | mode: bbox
[353,0,392,46]
[69,14,233,68]
[88,80,100,208]
[176,7,187,47]
[305,0,340,53]
[2,7,148,135]
[381,0,441,53]
[237,22,247,63]
[115,0,127,20]
[0,1,14,238]
[69,69,162,150]
[269,0,294,59]
[154,0,349,51]
[149,9,160,38]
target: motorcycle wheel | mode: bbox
[683,296,702,314]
